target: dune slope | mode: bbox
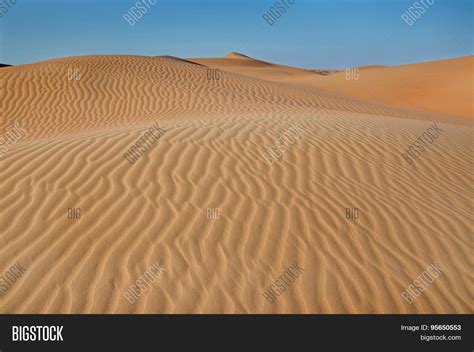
[287,56,474,119]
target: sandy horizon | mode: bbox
[0,52,472,313]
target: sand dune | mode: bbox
[0,54,472,313]
[356,65,387,71]
[286,56,474,119]
[188,52,322,83]
[191,54,473,119]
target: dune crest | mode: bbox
[224,52,252,59]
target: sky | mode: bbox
[0,0,472,68]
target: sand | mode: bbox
[190,54,473,119]
[285,56,474,119]
[0,54,472,313]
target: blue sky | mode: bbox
[0,0,472,68]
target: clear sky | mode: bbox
[0,0,472,68]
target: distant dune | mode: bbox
[288,56,474,119]
[0,54,471,314]
[188,52,324,83]
[0,63,11,68]
[224,52,252,59]
[356,65,387,71]
[189,54,473,119]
